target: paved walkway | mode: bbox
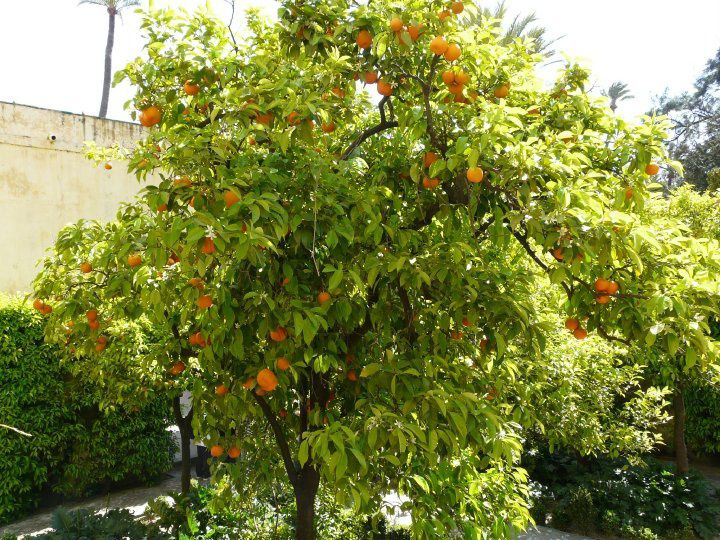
[519,527,593,539]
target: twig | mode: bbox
[0,424,31,437]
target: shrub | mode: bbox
[685,377,720,456]
[0,299,174,525]
[528,451,720,539]
[34,507,164,539]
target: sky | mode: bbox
[0,0,718,122]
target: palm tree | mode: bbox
[604,81,635,112]
[80,0,140,118]
[474,1,559,56]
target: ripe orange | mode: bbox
[170,361,186,375]
[565,318,579,331]
[183,81,200,96]
[494,84,510,99]
[450,330,463,340]
[645,163,660,176]
[331,87,346,98]
[345,353,355,365]
[462,318,471,327]
[33,298,44,312]
[347,369,358,381]
[423,151,439,168]
[256,388,267,396]
[210,444,224,458]
[190,332,207,347]
[625,187,634,199]
[442,70,456,85]
[243,377,255,390]
[317,291,331,305]
[276,357,291,371]
[321,121,336,133]
[447,82,464,95]
[173,176,192,188]
[407,24,421,41]
[127,254,142,267]
[281,277,291,286]
[444,43,461,61]
[224,190,240,208]
[89,319,100,331]
[104,163,112,170]
[553,248,564,261]
[201,237,216,255]
[377,80,393,96]
[227,446,241,459]
[139,106,162,127]
[255,112,273,125]
[573,327,588,340]
[95,342,106,353]
[287,111,301,125]
[279,408,288,418]
[269,326,288,342]
[364,71,378,84]
[607,281,619,295]
[455,71,470,85]
[86,309,98,322]
[596,295,611,305]
[197,295,213,309]
[215,384,229,396]
[422,177,440,190]
[438,10,451,21]
[594,278,611,293]
[451,1,464,13]
[188,277,204,289]
[430,36,449,55]
[356,29,372,49]
[37,303,51,315]
[157,203,168,212]
[80,262,92,273]
[466,167,484,183]
[390,17,403,32]
[257,368,279,392]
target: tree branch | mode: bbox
[253,392,299,486]
[422,55,446,154]
[340,97,398,160]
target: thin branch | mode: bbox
[253,393,299,485]
[422,55,446,154]
[340,119,399,160]
[0,424,31,437]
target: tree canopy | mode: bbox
[33,1,720,538]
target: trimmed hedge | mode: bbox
[0,299,174,525]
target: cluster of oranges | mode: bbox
[33,298,53,315]
[210,444,241,459]
[594,277,620,304]
[439,1,465,20]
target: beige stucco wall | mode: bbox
[0,101,148,294]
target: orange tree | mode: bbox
[32,1,720,537]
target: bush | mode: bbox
[528,451,720,539]
[685,377,720,456]
[0,299,174,525]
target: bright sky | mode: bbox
[1,0,718,122]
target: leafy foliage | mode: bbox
[0,298,174,525]
[528,452,720,540]
[685,377,720,455]
[36,508,155,540]
[32,0,720,536]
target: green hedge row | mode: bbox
[0,299,175,525]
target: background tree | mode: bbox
[80,0,140,118]
[603,81,634,112]
[654,47,720,190]
[34,1,720,538]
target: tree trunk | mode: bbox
[673,386,690,475]
[172,396,193,494]
[294,467,320,540]
[99,8,116,118]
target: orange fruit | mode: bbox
[390,17,403,32]
[80,262,92,273]
[97,335,107,345]
[197,295,213,309]
[157,203,168,212]
[607,281,620,295]
[573,327,588,340]
[438,10,451,21]
[494,84,510,99]
[224,190,240,208]
[210,445,224,458]
[442,70,456,85]
[364,71,379,84]
[88,319,100,331]
[139,106,162,127]
[255,112,273,125]
[170,361,186,375]
[407,25,421,41]
[95,342,106,353]
[451,1,464,14]
[645,163,660,176]
[173,176,192,188]
[227,446,241,459]
[190,332,207,347]
[243,377,255,390]
[377,80,393,96]
[565,318,579,331]
[269,326,288,342]
[276,357,291,371]
[356,29,372,49]
[444,43,461,61]
[279,408,288,418]
[32,299,44,312]
[347,369,358,381]
[462,318,471,327]
[215,384,229,396]
[447,82,464,95]
[281,277,291,286]
[625,187,634,200]
[466,167,484,183]
[256,388,267,396]
[594,278,611,293]
[423,151,439,168]
[127,254,142,267]
[346,353,356,365]
[317,291,331,305]
[331,86,346,98]
[287,111,301,125]
[596,295,611,305]
[552,248,564,261]
[422,177,440,190]
[188,277,204,289]
[455,70,470,85]
[86,309,98,321]
[183,81,200,96]
[430,36,449,55]
[104,163,112,170]
[257,368,279,392]
[201,237,216,255]
[450,330,463,340]
[321,121,336,133]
